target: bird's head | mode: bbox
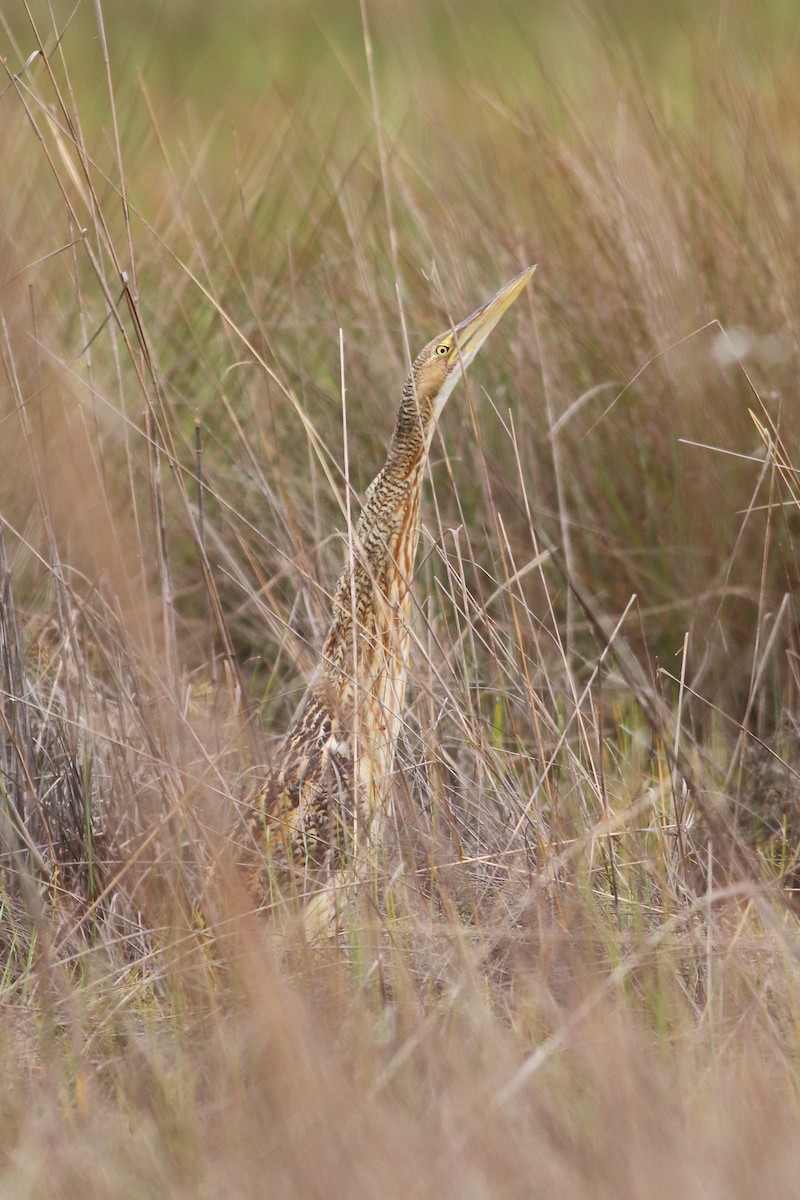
[411,264,536,422]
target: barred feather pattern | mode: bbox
[242,268,535,905]
[245,357,439,899]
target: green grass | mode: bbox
[3,0,800,1195]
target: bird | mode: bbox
[246,266,536,909]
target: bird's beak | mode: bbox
[449,264,536,366]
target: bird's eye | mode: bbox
[435,343,449,356]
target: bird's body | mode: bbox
[247,267,535,903]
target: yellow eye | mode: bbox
[435,343,449,356]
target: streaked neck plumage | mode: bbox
[320,349,443,772]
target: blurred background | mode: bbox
[4,0,800,723]
[4,4,800,1199]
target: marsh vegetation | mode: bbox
[2,1,800,1195]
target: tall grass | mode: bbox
[2,0,800,1195]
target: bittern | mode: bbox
[247,266,535,902]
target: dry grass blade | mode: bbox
[2,1,800,1197]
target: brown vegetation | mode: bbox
[2,1,800,1195]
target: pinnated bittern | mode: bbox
[247,266,535,903]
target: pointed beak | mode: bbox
[449,264,536,365]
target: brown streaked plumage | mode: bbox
[246,266,536,905]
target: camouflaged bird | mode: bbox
[246,267,535,905]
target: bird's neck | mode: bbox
[320,372,435,748]
[388,374,436,463]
